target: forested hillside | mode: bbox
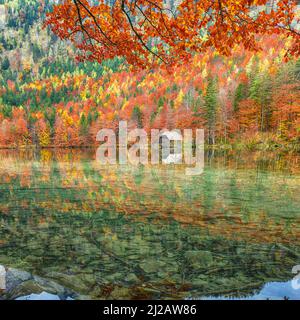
[0,0,299,149]
[0,0,123,81]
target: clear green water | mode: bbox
[0,149,299,299]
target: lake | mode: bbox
[0,149,299,299]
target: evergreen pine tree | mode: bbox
[205,78,218,145]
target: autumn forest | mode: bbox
[0,0,299,150]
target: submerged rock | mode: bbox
[33,275,66,296]
[45,272,90,294]
[125,273,140,284]
[184,250,214,268]
[5,268,32,292]
[109,287,132,300]
[0,264,77,300]
[140,259,166,274]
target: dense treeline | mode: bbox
[0,35,299,149]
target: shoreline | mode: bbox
[0,144,299,152]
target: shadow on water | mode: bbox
[0,149,299,299]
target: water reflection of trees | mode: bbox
[0,149,299,299]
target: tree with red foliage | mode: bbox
[271,83,300,140]
[46,0,300,68]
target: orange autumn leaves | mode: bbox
[0,34,299,148]
[45,0,300,69]
[0,108,30,146]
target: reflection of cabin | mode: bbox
[160,131,183,164]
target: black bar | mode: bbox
[0,300,296,319]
